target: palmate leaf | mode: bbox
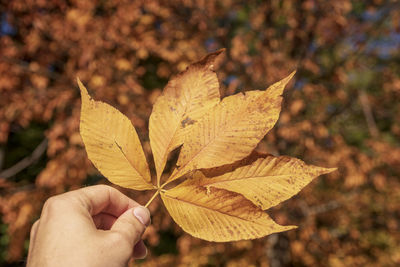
[78,50,336,242]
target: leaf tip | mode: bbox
[286,225,298,231]
[76,77,84,90]
[199,48,225,69]
[311,165,337,176]
[288,70,297,78]
[209,48,226,57]
[280,70,297,90]
[321,167,338,175]
[77,77,91,102]
[271,224,298,235]
[266,70,297,97]
[215,47,226,54]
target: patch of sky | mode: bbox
[205,37,218,52]
[361,8,386,22]
[0,13,16,36]
[294,79,305,91]
[365,32,400,59]
[308,41,318,54]
[154,20,162,30]
[223,75,238,86]
[326,104,337,114]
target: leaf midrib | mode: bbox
[176,93,262,174]
[155,89,196,177]
[114,141,151,185]
[200,174,296,187]
[162,191,266,226]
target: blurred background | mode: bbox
[0,0,399,266]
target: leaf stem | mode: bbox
[144,189,160,208]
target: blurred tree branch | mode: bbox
[359,90,379,138]
[0,139,47,179]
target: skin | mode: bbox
[27,185,151,267]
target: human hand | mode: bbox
[27,185,151,267]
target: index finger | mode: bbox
[63,185,140,217]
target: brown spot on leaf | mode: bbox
[181,117,196,128]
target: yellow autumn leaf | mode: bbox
[78,50,336,242]
[149,49,223,184]
[165,71,296,184]
[161,182,295,242]
[78,79,153,190]
[189,155,336,210]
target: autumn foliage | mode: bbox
[1,0,400,266]
[79,50,335,242]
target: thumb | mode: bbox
[110,206,151,246]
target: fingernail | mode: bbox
[133,206,150,226]
[133,240,148,259]
[141,246,148,259]
[136,248,147,260]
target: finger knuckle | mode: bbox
[133,226,144,238]
[121,217,145,235]
[109,231,131,247]
[30,220,40,238]
[107,232,133,257]
[42,196,66,215]
[93,184,110,191]
[93,184,114,195]
[32,220,39,230]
